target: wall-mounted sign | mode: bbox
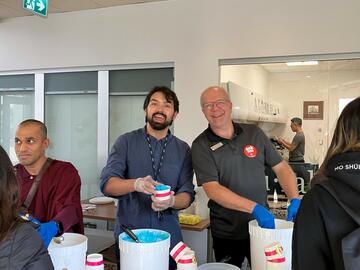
[23,0,48,17]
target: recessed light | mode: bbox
[286,61,319,66]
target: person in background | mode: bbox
[292,97,360,270]
[277,117,305,162]
[15,119,84,247]
[191,86,300,268]
[0,145,54,270]
[100,86,195,270]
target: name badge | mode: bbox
[210,142,224,151]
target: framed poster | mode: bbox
[303,101,324,120]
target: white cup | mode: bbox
[86,253,104,270]
[155,185,171,201]
[170,241,191,263]
[177,250,197,270]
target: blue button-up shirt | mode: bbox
[100,127,195,250]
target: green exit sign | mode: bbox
[23,0,48,17]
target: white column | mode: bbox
[97,70,109,173]
[34,73,44,121]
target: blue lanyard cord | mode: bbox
[145,134,169,180]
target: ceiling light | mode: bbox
[286,61,319,66]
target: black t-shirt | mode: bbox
[191,123,282,239]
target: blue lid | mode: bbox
[155,185,170,191]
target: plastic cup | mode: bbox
[155,185,171,201]
[177,250,197,270]
[170,241,191,263]
[86,253,104,270]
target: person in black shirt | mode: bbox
[292,97,360,270]
[192,86,300,268]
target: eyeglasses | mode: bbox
[202,99,230,111]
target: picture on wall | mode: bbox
[303,101,324,120]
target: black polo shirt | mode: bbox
[191,122,282,239]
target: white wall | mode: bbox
[268,71,330,164]
[221,65,269,95]
[268,69,360,164]
[1,0,360,144]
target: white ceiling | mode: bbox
[0,0,167,20]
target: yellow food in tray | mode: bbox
[179,213,202,225]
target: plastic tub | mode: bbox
[249,219,293,270]
[48,233,88,270]
[119,229,170,270]
[198,262,240,270]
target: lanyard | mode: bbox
[145,133,169,180]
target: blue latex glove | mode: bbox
[252,204,275,229]
[287,198,301,221]
[37,221,59,247]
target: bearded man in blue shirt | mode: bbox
[100,86,195,270]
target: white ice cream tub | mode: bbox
[249,219,293,270]
[119,228,170,270]
[48,233,88,270]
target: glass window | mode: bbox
[0,75,34,162]
[220,57,360,166]
[109,95,146,148]
[109,68,174,149]
[109,68,173,93]
[220,57,360,196]
[45,72,98,199]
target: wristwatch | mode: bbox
[54,221,64,237]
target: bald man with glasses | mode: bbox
[191,86,300,268]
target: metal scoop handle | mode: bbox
[120,224,140,243]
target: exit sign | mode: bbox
[23,0,48,17]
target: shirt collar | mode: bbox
[15,164,35,180]
[205,122,243,143]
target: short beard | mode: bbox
[146,113,173,130]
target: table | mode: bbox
[82,199,210,228]
[82,200,117,221]
[82,199,212,263]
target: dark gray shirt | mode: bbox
[289,131,305,162]
[0,223,54,270]
[191,123,282,239]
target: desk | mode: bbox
[82,200,212,264]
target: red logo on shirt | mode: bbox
[243,145,257,158]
